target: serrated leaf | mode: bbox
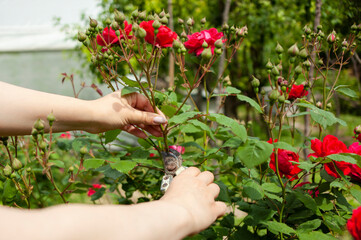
[295,161,316,173]
[2,179,17,204]
[222,137,243,148]
[336,87,357,98]
[297,219,322,232]
[189,120,215,140]
[181,124,201,133]
[236,140,273,168]
[121,86,140,95]
[226,86,241,94]
[243,180,264,200]
[71,138,91,152]
[210,113,247,141]
[83,159,105,170]
[48,160,65,168]
[350,188,361,204]
[104,129,121,144]
[265,192,282,202]
[169,111,200,124]
[237,95,262,113]
[294,190,318,213]
[262,183,282,193]
[262,221,296,235]
[298,231,338,240]
[327,153,357,164]
[120,76,148,88]
[110,160,137,173]
[216,181,231,203]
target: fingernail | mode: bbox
[154,116,167,124]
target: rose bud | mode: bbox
[89,18,98,28]
[215,48,222,55]
[12,158,23,171]
[202,41,208,48]
[278,95,286,103]
[317,24,322,30]
[354,125,361,135]
[316,101,322,108]
[215,39,223,49]
[47,112,56,126]
[327,31,336,44]
[39,141,47,150]
[275,42,284,54]
[139,11,146,20]
[299,48,308,59]
[34,119,45,131]
[159,10,166,18]
[317,30,325,39]
[265,59,273,70]
[173,40,182,49]
[3,165,12,176]
[77,32,87,42]
[136,28,147,39]
[152,20,161,29]
[80,146,88,156]
[288,43,299,57]
[251,76,260,88]
[303,25,312,35]
[271,66,280,76]
[342,39,348,50]
[114,10,125,23]
[269,90,280,103]
[201,48,212,60]
[178,18,184,25]
[222,23,229,31]
[303,59,311,70]
[351,23,358,32]
[186,18,194,27]
[201,17,206,24]
[160,16,168,25]
[260,89,266,96]
[111,21,119,30]
[104,18,112,26]
[131,9,139,18]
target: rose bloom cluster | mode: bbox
[95,19,224,56]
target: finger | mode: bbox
[207,183,220,199]
[141,125,163,137]
[179,167,201,177]
[126,108,167,126]
[121,125,147,138]
[197,171,214,185]
[213,201,227,218]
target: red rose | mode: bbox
[87,184,103,197]
[287,84,308,100]
[347,142,361,182]
[96,21,132,47]
[184,28,224,56]
[293,181,319,198]
[347,206,361,240]
[169,145,185,154]
[268,138,301,181]
[59,131,71,139]
[308,135,348,158]
[139,20,177,48]
[308,135,351,178]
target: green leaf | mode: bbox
[296,161,316,173]
[189,120,215,140]
[2,179,17,204]
[294,190,319,214]
[335,87,358,98]
[120,76,148,88]
[262,221,296,235]
[210,113,247,141]
[83,159,105,170]
[298,231,338,240]
[216,181,231,203]
[90,187,106,201]
[273,141,297,153]
[104,129,121,144]
[236,140,273,168]
[71,138,91,152]
[327,153,357,164]
[265,192,282,202]
[121,86,140,95]
[262,183,282,193]
[110,160,137,173]
[169,111,200,124]
[222,137,243,148]
[237,95,262,113]
[351,188,361,204]
[297,219,322,232]
[226,86,241,94]
[181,124,202,133]
[48,160,65,168]
[161,104,177,117]
[243,180,264,200]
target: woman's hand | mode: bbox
[90,92,167,138]
[160,167,227,235]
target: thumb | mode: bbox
[126,109,167,126]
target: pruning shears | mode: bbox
[160,148,187,191]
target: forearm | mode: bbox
[0,201,191,240]
[0,82,96,136]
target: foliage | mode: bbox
[2,3,361,240]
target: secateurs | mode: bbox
[160,148,187,191]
